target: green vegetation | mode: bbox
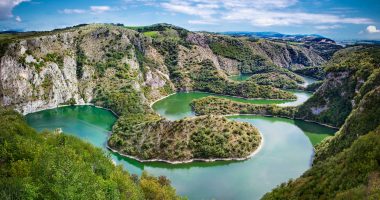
[76,44,86,79]
[0,108,183,200]
[262,126,380,200]
[314,86,380,163]
[43,53,64,68]
[247,65,304,83]
[143,31,159,38]
[93,84,146,116]
[191,96,297,118]
[192,60,297,99]
[247,72,301,89]
[293,66,325,80]
[41,75,53,99]
[108,115,261,161]
[264,45,380,199]
[297,46,380,127]
[209,36,269,73]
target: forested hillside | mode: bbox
[2,23,330,161]
[296,46,380,127]
[263,45,380,199]
[0,107,183,199]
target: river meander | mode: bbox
[26,76,336,200]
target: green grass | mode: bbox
[143,31,159,38]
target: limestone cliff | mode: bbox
[0,23,327,114]
[0,25,172,114]
[296,46,380,127]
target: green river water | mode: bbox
[26,76,336,200]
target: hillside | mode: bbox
[2,23,378,199]
[1,23,285,162]
[296,46,380,127]
[0,107,183,199]
[108,114,261,162]
[263,45,380,199]
[191,96,296,118]
[0,23,321,115]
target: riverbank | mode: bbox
[107,129,264,164]
[223,114,339,129]
[25,89,336,165]
[23,103,120,118]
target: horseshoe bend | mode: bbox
[1,10,380,200]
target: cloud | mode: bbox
[222,8,372,27]
[0,0,29,20]
[59,6,111,15]
[188,19,217,25]
[59,9,86,14]
[366,25,380,33]
[315,25,342,30]
[15,15,21,22]
[151,0,373,27]
[90,6,111,13]
[161,2,217,18]
[221,0,298,9]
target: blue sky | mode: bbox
[1,0,380,40]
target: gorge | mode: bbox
[1,23,379,199]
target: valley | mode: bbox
[1,22,379,200]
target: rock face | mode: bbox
[251,40,326,69]
[0,25,172,114]
[296,46,380,127]
[0,53,90,114]
[0,24,329,114]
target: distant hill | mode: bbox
[220,31,335,44]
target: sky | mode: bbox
[1,0,380,40]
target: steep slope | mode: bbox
[0,23,336,162]
[0,24,267,161]
[0,24,306,114]
[314,86,380,163]
[263,45,380,199]
[0,24,174,114]
[296,46,380,127]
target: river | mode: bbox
[26,75,336,199]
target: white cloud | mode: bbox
[315,25,342,30]
[188,19,217,25]
[366,25,380,33]
[0,0,29,20]
[221,0,298,9]
[90,6,111,13]
[148,0,373,27]
[222,8,372,27]
[161,2,217,18]
[59,6,111,15]
[60,9,86,14]
[15,15,21,22]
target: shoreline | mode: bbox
[24,103,120,117]
[223,113,339,129]
[149,93,176,107]
[24,89,338,165]
[107,130,264,164]
[151,90,299,105]
[190,90,298,101]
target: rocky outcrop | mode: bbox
[252,40,326,69]
[0,24,329,114]
[0,25,171,114]
[296,46,380,127]
[0,52,91,115]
